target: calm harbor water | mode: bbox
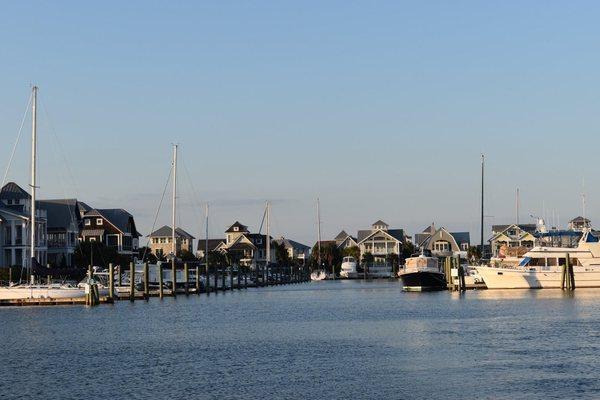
[2,280,600,399]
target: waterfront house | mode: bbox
[0,182,48,268]
[80,209,140,256]
[357,220,405,264]
[220,221,275,267]
[414,224,470,258]
[273,237,311,264]
[37,199,87,267]
[196,238,226,259]
[334,230,358,249]
[148,225,195,259]
[489,224,537,258]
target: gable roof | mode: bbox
[85,208,139,237]
[358,228,404,244]
[0,182,30,200]
[274,237,310,251]
[37,200,80,230]
[196,238,226,251]
[491,224,537,234]
[226,221,249,233]
[334,230,350,241]
[148,225,195,239]
[450,232,470,245]
[372,220,389,227]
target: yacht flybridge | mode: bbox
[476,229,600,289]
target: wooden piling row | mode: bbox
[561,253,575,291]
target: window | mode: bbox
[159,238,166,244]
[256,238,262,244]
[96,218,103,225]
[85,219,91,226]
[234,227,239,232]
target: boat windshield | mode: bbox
[519,257,531,267]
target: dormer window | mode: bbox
[85,219,91,226]
[97,218,103,225]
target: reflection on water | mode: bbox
[2,280,600,399]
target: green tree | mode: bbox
[467,246,481,262]
[138,246,158,263]
[179,249,197,262]
[400,242,416,263]
[310,242,342,274]
[342,246,360,261]
[73,241,130,268]
[273,241,291,265]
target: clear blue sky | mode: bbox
[2,1,599,246]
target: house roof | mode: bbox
[85,208,139,237]
[148,225,195,239]
[372,220,389,227]
[334,230,349,241]
[313,240,336,248]
[274,237,310,251]
[450,232,470,245]
[0,204,28,220]
[196,238,226,251]
[0,182,30,201]
[491,224,537,234]
[226,221,249,233]
[37,200,80,230]
[414,233,431,246]
[358,229,405,242]
[358,228,404,243]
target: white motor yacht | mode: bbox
[340,257,358,278]
[476,229,600,289]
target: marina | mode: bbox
[3,280,600,399]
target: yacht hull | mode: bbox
[476,266,600,289]
[399,271,446,291]
[0,286,87,300]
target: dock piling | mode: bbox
[184,263,189,295]
[129,262,135,302]
[158,264,164,299]
[171,259,177,296]
[143,262,149,299]
[108,263,114,301]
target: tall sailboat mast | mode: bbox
[480,154,484,257]
[30,86,38,273]
[316,198,321,268]
[265,201,270,266]
[171,144,178,258]
[205,202,209,271]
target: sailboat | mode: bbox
[310,198,327,281]
[0,87,96,300]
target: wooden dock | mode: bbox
[0,262,311,307]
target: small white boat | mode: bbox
[399,254,446,291]
[310,270,327,281]
[340,256,358,278]
[0,282,86,300]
